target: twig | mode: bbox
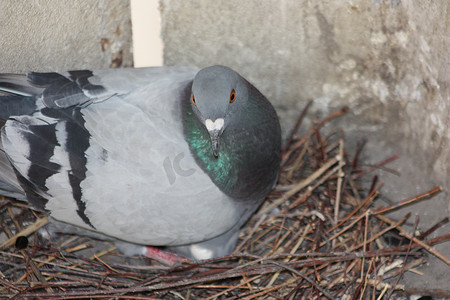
[261,157,339,214]
[327,188,380,234]
[349,213,410,252]
[353,154,400,178]
[282,99,313,154]
[385,216,419,299]
[266,260,337,300]
[0,217,48,250]
[372,186,442,215]
[233,214,267,254]
[417,217,449,240]
[334,138,345,224]
[377,214,450,265]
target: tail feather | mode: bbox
[0,73,43,96]
[0,95,37,120]
[0,73,38,200]
[0,147,25,200]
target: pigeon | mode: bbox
[0,65,281,261]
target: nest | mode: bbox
[1,104,449,299]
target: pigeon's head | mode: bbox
[190,65,249,157]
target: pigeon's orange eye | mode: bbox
[191,95,196,105]
[230,90,236,103]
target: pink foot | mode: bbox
[144,246,188,265]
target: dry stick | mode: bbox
[288,188,312,209]
[233,214,267,254]
[241,279,296,300]
[282,99,313,154]
[1,211,53,293]
[290,224,311,255]
[0,217,48,250]
[256,233,450,261]
[9,224,446,296]
[92,253,119,273]
[19,249,54,293]
[11,249,436,299]
[328,259,359,290]
[360,212,370,282]
[353,154,400,178]
[376,214,450,266]
[286,138,309,179]
[289,162,345,212]
[404,288,450,298]
[349,213,410,252]
[260,157,339,214]
[6,253,107,277]
[281,136,307,167]
[314,126,326,164]
[285,281,305,300]
[205,275,263,300]
[417,217,449,240]
[266,259,337,300]
[334,138,345,224]
[381,257,427,280]
[19,243,92,283]
[266,222,309,287]
[10,253,397,299]
[330,269,406,292]
[359,258,375,300]
[347,175,363,205]
[323,190,379,247]
[271,210,288,253]
[316,106,350,129]
[356,278,404,292]
[372,186,443,215]
[7,206,22,231]
[327,188,380,234]
[269,225,293,256]
[320,212,367,248]
[282,105,348,166]
[385,216,420,300]
[377,285,390,300]
[0,277,22,292]
[40,245,117,283]
[351,139,367,170]
[323,133,342,154]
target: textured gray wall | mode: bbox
[162,0,449,188]
[162,0,449,290]
[0,0,132,72]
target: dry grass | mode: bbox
[1,105,449,299]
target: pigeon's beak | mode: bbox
[205,118,224,158]
[209,130,220,157]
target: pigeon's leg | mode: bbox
[166,227,239,260]
[41,218,187,265]
[143,246,187,265]
[39,218,239,264]
[113,241,187,265]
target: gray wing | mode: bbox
[0,67,198,208]
[0,67,199,109]
[0,67,244,249]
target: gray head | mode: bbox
[190,65,249,157]
[185,65,281,200]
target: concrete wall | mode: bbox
[0,0,132,72]
[161,0,449,290]
[161,0,449,201]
